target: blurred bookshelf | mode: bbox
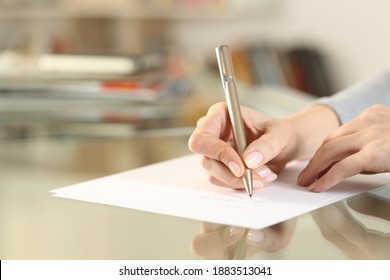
[0,0,276,54]
[230,44,334,97]
[0,0,321,141]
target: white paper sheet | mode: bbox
[51,155,390,229]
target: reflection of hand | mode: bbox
[299,105,390,192]
[347,192,389,222]
[191,219,297,260]
[311,194,390,259]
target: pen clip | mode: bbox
[215,45,236,89]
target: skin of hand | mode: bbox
[298,104,390,192]
[311,195,389,259]
[188,102,339,191]
[191,219,297,260]
[188,102,296,190]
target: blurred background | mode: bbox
[1,0,390,136]
[1,0,390,138]
[1,0,390,259]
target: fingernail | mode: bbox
[255,166,277,184]
[246,229,264,245]
[265,173,277,183]
[228,161,241,177]
[256,166,271,179]
[229,226,244,237]
[245,151,263,169]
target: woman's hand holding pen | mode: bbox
[189,102,390,192]
[188,101,339,191]
[188,102,296,190]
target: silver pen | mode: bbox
[215,45,254,198]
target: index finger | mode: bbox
[188,103,245,176]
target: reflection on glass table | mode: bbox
[192,191,389,260]
[311,191,389,260]
[192,219,297,260]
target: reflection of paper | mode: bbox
[51,155,390,229]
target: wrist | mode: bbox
[284,104,340,160]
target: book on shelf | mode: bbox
[230,44,334,97]
[0,79,164,102]
[286,48,333,97]
[231,47,255,85]
[0,51,192,102]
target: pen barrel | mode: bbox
[216,44,253,197]
[225,81,247,156]
[216,45,247,156]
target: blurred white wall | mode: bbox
[172,0,390,90]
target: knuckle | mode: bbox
[360,104,385,123]
[214,101,228,110]
[213,143,229,164]
[207,175,219,185]
[267,137,282,156]
[361,146,380,169]
[208,102,228,116]
[322,134,333,144]
[200,156,212,170]
[318,163,345,188]
[317,141,332,157]
[188,133,201,153]
[195,116,206,127]
[188,131,214,155]
[317,175,334,189]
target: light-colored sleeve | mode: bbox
[315,68,390,124]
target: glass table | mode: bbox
[0,81,388,260]
[1,128,389,260]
